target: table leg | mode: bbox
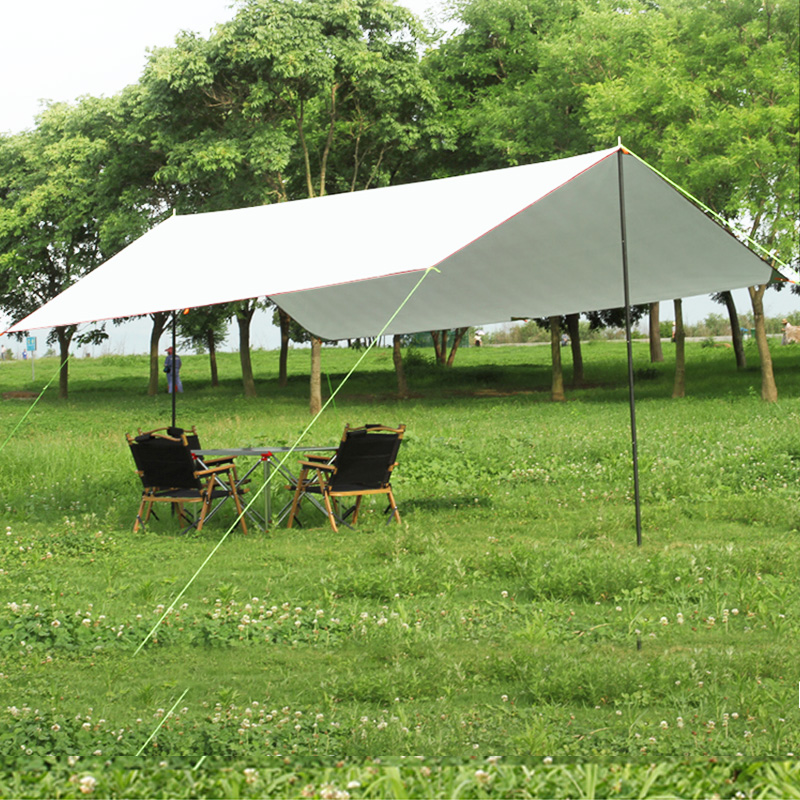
[264,456,273,529]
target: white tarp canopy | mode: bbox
[4,145,776,340]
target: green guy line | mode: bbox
[135,688,190,757]
[134,266,438,655]
[0,353,70,454]
[625,146,798,283]
[326,372,337,412]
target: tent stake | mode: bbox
[617,147,643,547]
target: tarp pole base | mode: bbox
[617,148,643,547]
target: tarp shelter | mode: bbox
[4,145,789,544]
[3,145,781,340]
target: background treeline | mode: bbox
[490,310,800,344]
[0,0,797,400]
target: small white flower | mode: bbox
[244,768,258,785]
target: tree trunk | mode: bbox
[566,313,583,384]
[649,302,664,363]
[278,308,291,387]
[393,334,408,399]
[748,284,778,402]
[310,336,322,415]
[672,299,685,399]
[56,326,73,400]
[431,330,447,366]
[720,290,746,369]
[445,327,469,367]
[235,306,257,398]
[206,329,219,387]
[148,312,169,396]
[549,316,565,402]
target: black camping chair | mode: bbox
[286,424,405,532]
[127,427,248,534]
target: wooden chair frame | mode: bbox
[127,427,247,534]
[287,424,404,532]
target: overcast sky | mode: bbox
[1,1,794,351]
[0,0,447,135]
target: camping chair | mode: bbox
[286,424,405,532]
[127,427,248,534]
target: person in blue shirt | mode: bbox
[164,346,183,393]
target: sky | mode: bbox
[1,1,795,354]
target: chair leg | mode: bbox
[351,496,363,525]
[387,489,401,524]
[134,495,149,532]
[231,482,248,535]
[197,483,216,532]
[321,489,338,533]
[287,467,310,529]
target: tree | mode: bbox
[433,0,796,400]
[748,284,778,402]
[275,306,293,387]
[530,313,585,387]
[421,0,592,176]
[272,305,322,387]
[147,312,170,396]
[565,313,584,383]
[549,316,565,402]
[0,100,126,398]
[671,299,686,399]
[310,336,322,415]
[712,291,746,369]
[648,303,664,363]
[579,0,798,399]
[178,305,230,387]
[430,327,469,367]
[392,334,409,398]
[140,0,435,412]
[232,299,266,398]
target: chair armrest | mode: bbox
[297,460,336,471]
[195,464,236,477]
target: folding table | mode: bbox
[191,446,335,531]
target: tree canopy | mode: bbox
[0,0,797,400]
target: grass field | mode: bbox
[0,339,798,797]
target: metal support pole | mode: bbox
[171,311,178,430]
[617,147,643,547]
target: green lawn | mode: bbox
[0,340,798,797]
